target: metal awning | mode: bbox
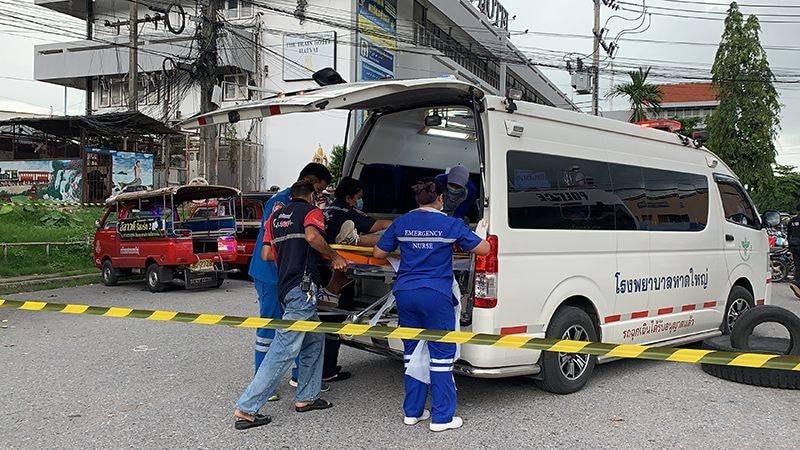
[106,185,241,205]
[0,112,180,138]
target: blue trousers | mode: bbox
[237,285,325,413]
[254,279,298,380]
[395,288,457,424]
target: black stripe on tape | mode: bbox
[217,315,247,327]
[172,312,200,323]
[637,346,680,361]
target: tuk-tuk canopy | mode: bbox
[106,185,241,206]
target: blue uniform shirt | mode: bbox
[248,187,291,282]
[376,208,482,300]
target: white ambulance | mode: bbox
[184,78,773,393]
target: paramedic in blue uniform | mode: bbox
[249,164,335,382]
[373,179,490,432]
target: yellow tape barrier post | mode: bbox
[1,298,799,372]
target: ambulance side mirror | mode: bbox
[763,211,780,228]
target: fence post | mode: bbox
[3,244,6,259]
[46,243,50,256]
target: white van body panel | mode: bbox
[184,79,770,377]
[456,95,769,371]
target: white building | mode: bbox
[33,0,575,190]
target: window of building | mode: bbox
[506,71,551,106]
[717,178,758,228]
[223,73,249,101]
[220,0,253,20]
[138,74,160,106]
[507,151,709,232]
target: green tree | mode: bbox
[608,67,663,123]
[328,145,346,184]
[751,165,800,212]
[706,2,780,195]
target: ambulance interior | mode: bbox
[332,105,484,328]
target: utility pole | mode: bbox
[199,0,219,184]
[128,0,139,111]
[591,0,601,116]
[85,0,93,116]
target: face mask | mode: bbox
[443,185,467,215]
[355,198,364,210]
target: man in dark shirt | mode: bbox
[233,181,347,430]
[788,210,800,298]
[323,177,392,246]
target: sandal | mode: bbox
[295,398,333,413]
[234,413,272,430]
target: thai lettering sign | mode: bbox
[118,217,165,239]
[615,268,709,294]
[356,0,397,82]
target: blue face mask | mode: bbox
[355,198,364,210]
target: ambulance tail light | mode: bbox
[474,235,498,309]
[217,235,237,254]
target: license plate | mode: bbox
[190,259,214,272]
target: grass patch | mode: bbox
[0,273,101,295]
[0,204,104,243]
[0,204,103,278]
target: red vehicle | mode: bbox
[93,185,241,292]
[232,192,273,274]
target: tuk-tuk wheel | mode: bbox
[146,263,167,293]
[101,260,119,287]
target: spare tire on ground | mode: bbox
[701,306,800,390]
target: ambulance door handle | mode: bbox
[725,234,734,242]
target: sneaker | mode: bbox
[335,220,359,245]
[317,287,340,308]
[791,283,800,299]
[289,378,330,392]
[323,370,351,382]
[403,409,430,425]
[430,416,463,432]
[268,394,279,402]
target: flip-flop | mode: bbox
[234,414,272,430]
[295,398,333,413]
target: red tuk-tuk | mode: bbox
[232,192,274,274]
[93,185,241,292]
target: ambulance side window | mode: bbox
[717,180,758,228]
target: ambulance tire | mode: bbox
[722,286,755,335]
[700,335,800,389]
[536,306,598,394]
[101,260,119,286]
[146,263,168,293]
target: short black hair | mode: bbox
[298,163,332,184]
[334,177,363,201]
[290,180,316,199]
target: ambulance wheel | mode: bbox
[146,263,167,293]
[722,286,754,335]
[101,260,119,286]
[536,306,598,394]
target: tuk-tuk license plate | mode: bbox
[190,259,214,272]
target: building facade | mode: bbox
[33,0,575,190]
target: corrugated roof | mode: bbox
[657,83,718,104]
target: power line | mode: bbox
[655,0,800,8]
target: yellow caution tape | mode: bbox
[1,298,798,372]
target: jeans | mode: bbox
[236,285,325,414]
[254,279,300,380]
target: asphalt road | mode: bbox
[2,278,799,449]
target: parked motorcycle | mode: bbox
[770,246,794,283]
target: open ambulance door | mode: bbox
[179,78,484,130]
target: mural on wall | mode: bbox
[87,148,154,195]
[0,160,82,202]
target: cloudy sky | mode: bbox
[1,0,799,166]
[505,0,800,166]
